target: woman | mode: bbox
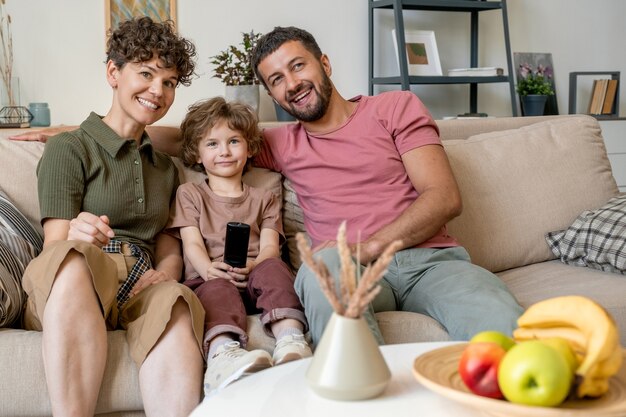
[21,17,205,416]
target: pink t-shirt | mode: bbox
[255,90,458,248]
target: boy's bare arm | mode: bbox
[253,228,281,267]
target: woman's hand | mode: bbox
[67,212,115,247]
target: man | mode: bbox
[249,26,523,344]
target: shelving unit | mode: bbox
[568,71,622,119]
[368,0,518,116]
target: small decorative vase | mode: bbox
[306,313,391,401]
[521,94,548,116]
[28,103,51,127]
[225,85,260,114]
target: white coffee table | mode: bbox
[190,341,483,417]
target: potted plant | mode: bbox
[210,30,262,113]
[516,63,555,116]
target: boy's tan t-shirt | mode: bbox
[166,180,284,280]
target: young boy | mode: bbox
[166,97,312,395]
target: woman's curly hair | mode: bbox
[106,16,196,86]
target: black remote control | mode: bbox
[223,222,250,268]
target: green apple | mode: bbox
[470,330,516,351]
[498,340,573,407]
[539,337,579,374]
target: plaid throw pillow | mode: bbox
[0,192,43,327]
[546,194,626,274]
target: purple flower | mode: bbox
[543,66,553,79]
[536,64,546,76]
[519,63,531,79]
[516,63,554,96]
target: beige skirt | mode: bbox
[22,240,205,365]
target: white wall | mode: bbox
[4,0,626,125]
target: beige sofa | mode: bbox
[0,114,624,416]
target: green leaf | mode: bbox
[209,30,262,86]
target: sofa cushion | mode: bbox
[444,115,619,273]
[0,192,43,327]
[546,194,625,274]
[245,311,450,353]
[497,260,626,346]
[282,178,308,272]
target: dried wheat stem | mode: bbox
[345,285,382,318]
[344,240,403,318]
[337,221,356,307]
[296,232,344,314]
[0,3,13,105]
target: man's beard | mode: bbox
[283,72,333,122]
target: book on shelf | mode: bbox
[601,79,619,115]
[447,67,504,77]
[588,79,609,115]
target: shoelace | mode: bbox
[214,341,246,359]
[276,335,307,349]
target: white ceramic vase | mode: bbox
[306,312,391,401]
[224,84,260,114]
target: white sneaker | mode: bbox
[203,341,273,396]
[272,334,313,365]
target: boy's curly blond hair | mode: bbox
[180,97,262,172]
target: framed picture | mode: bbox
[513,52,558,115]
[105,0,177,34]
[392,29,442,76]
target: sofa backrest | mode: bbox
[0,137,45,235]
[0,115,619,275]
[0,134,283,237]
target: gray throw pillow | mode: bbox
[546,194,626,275]
[0,192,43,327]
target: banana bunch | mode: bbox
[513,295,623,398]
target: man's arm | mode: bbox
[146,126,182,156]
[9,126,74,142]
[9,125,183,157]
[358,144,462,264]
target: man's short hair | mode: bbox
[251,26,322,87]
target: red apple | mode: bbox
[458,342,507,399]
